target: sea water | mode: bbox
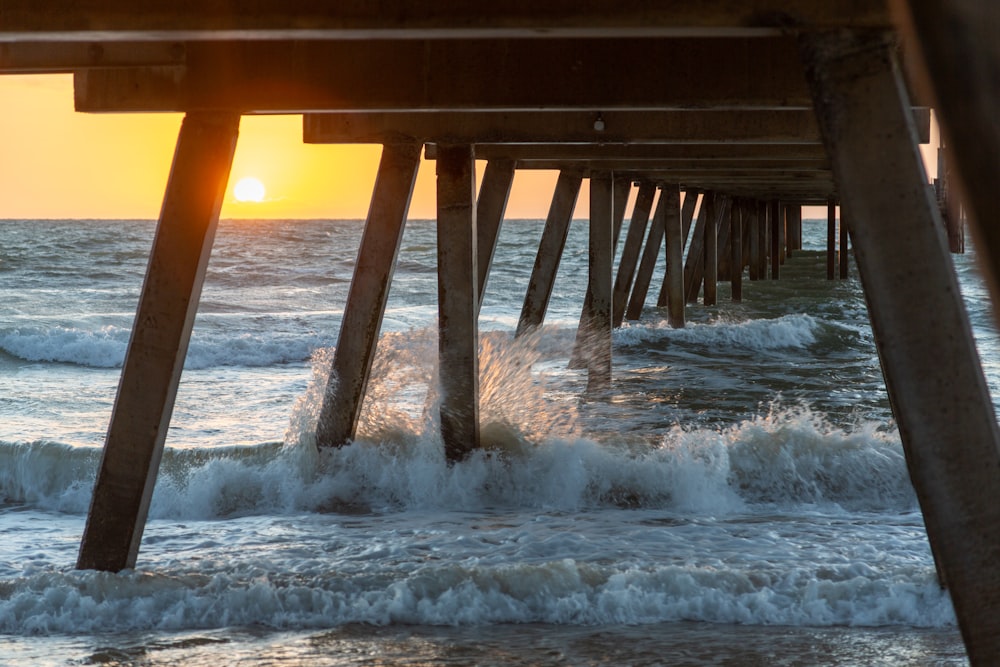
[0,216,984,665]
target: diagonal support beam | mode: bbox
[515,170,582,337]
[475,158,516,307]
[77,111,239,572]
[316,143,421,448]
[801,30,1000,664]
[612,181,656,327]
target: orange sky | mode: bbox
[0,74,565,221]
[1,74,938,222]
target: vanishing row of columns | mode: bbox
[74,26,1000,666]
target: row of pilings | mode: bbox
[2,4,999,663]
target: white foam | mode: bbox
[615,314,821,351]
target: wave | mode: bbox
[0,326,327,369]
[0,553,953,635]
[0,406,915,520]
[614,314,821,352]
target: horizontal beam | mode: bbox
[0,1,892,42]
[75,37,815,113]
[308,109,821,144]
[0,41,185,72]
[510,159,831,171]
[307,108,930,144]
[446,143,833,160]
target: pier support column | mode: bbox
[769,200,781,279]
[893,0,998,313]
[704,193,719,306]
[827,198,837,280]
[583,172,614,392]
[756,200,769,280]
[730,201,743,302]
[436,144,479,462]
[516,170,582,338]
[749,201,761,281]
[316,143,420,448]
[658,189,698,307]
[663,184,685,327]
[77,111,240,572]
[684,192,714,304]
[612,181,655,327]
[625,185,667,321]
[839,213,850,279]
[476,158,516,307]
[801,30,1000,663]
[570,176,629,367]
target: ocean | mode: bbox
[0,214,984,665]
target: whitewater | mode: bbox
[0,216,984,665]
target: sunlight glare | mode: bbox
[233,177,266,203]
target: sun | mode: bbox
[233,177,266,203]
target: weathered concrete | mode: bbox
[730,201,744,301]
[625,187,667,321]
[827,199,837,280]
[704,192,719,306]
[893,0,1000,320]
[583,172,614,392]
[435,144,480,462]
[839,212,850,279]
[612,181,656,327]
[769,199,781,279]
[570,176,629,369]
[76,38,815,113]
[684,192,714,304]
[315,143,421,448]
[658,189,698,307]
[801,29,1000,663]
[77,111,240,572]
[475,158,516,306]
[663,184,686,327]
[0,1,896,41]
[516,170,582,337]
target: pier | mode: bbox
[3,2,1000,662]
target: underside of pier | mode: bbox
[3,1,1000,662]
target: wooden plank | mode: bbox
[435,144,480,461]
[315,143,421,448]
[77,111,239,572]
[801,29,1000,663]
[0,1,892,42]
[75,38,814,113]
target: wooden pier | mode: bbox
[3,1,999,662]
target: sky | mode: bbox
[0,74,564,221]
[1,74,938,222]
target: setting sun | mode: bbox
[233,177,266,203]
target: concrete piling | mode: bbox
[77,111,240,572]
[802,29,1000,662]
[316,143,421,448]
[435,144,480,462]
[516,170,582,338]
